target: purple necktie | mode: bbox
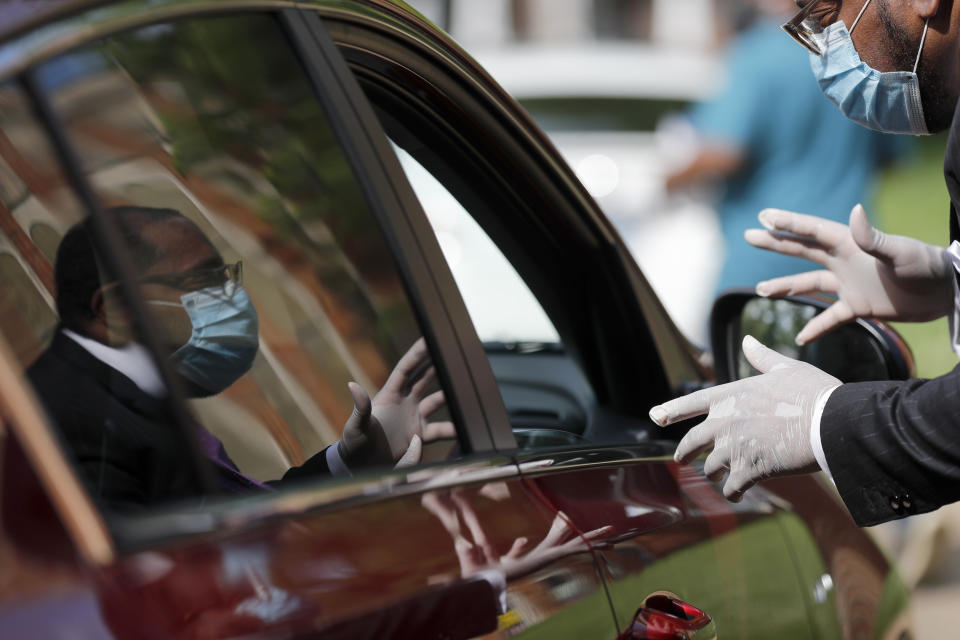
[194,426,273,493]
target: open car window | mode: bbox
[393,144,559,345]
[0,12,462,518]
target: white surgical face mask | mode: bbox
[151,282,259,395]
[809,0,929,135]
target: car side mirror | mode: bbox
[710,289,915,384]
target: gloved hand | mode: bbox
[649,336,841,502]
[745,204,953,345]
[339,337,455,469]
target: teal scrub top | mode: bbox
[691,19,909,292]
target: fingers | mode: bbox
[795,300,855,346]
[454,535,481,567]
[757,208,847,245]
[411,366,437,398]
[849,204,894,262]
[582,525,614,541]
[423,421,456,442]
[420,390,446,418]
[343,381,373,439]
[722,470,756,503]
[744,228,831,264]
[501,537,528,562]
[540,511,575,549]
[452,490,494,558]
[703,449,730,483]
[478,482,511,502]
[394,434,422,468]
[420,491,461,535]
[673,421,718,464]
[755,270,839,298]
[649,386,719,427]
[741,335,795,373]
[387,337,430,388]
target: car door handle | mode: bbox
[618,592,716,640]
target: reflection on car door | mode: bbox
[0,3,625,638]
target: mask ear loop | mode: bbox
[913,18,930,74]
[850,0,873,33]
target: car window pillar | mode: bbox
[282,8,503,453]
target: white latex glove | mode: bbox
[745,204,953,345]
[339,337,455,469]
[649,336,841,502]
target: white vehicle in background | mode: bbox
[472,43,726,344]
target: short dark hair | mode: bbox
[55,206,187,331]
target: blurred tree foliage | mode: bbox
[96,14,418,353]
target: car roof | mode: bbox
[0,0,101,43]
[471,43,723,101]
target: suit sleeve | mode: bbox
[821,366,960,526]
[272,445,332,485]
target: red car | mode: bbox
[0,1,913,639]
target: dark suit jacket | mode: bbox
[28,331,332,512]
[820,102,960,527]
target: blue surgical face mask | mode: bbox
[152,282,259,395]
[810,7,930,135]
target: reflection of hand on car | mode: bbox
[746,205,953,345]
[339,337,455,469]
[422,487,611,584]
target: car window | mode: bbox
[389,139,603,449]
[394,144,559,344]
[340,25,678,451]
[0,13,460,516]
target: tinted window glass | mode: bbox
[0,83,84,368]
[0,14,457,514]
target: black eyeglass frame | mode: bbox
[137,260,244,296]
[782,0,830,56]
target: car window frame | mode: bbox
[0,1,510,552]
[319,10,699,450]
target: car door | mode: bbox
[0,3,620,639]
[319,6,835,638]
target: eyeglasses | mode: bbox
[783,0,868,57]
[782,0,833,56]
[138,260,243,298]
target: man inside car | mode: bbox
[29,204,452,510]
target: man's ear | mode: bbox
[89,285,133,344]
[912,0,942,19]
[89,287,107,324]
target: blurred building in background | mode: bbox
[409,0,731,49]
[406,0,753,343]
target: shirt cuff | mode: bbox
[326,442,353,477]
[810,384,841,481]
[948,241,960,356]
[473,569,508,615]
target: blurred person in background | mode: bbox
[665,0,906,296]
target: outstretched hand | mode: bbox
[339,337,455,469]
[649,336,840,502]
[745,205,953,345]
[421,488,612,582]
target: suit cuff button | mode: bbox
[889,496,902,512]
[902,495,913,512]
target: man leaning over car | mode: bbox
[650,0,960,527]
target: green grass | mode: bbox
[873,133,959,379]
